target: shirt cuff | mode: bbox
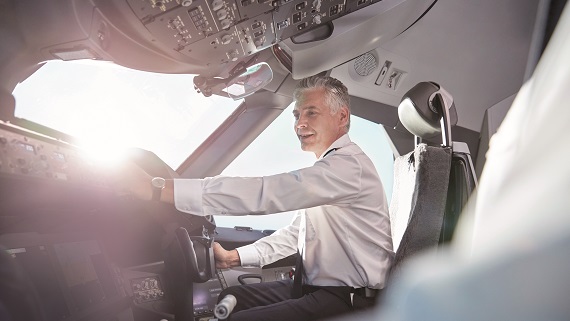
[173,179,204,216]
[236,244,261,267]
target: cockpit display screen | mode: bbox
[53,240,120,312]
[6,238,122,320]
[193,277,224,316]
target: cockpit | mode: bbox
[1,0,568,320]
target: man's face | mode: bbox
[293,88,348,158]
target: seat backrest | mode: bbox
[389,143,452,276]
[441,142,478,243]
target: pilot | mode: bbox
[115,75,393,321]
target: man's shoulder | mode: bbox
[320,135,368,160]
[335,141,364,156]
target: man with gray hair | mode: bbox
[115,75,393,320]
[212,75,393,320]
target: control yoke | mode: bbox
[164,226,215,321]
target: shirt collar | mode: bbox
[319,134,351,160]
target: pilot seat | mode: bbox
[388,81,478,278]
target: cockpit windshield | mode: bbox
[12,60,243,169]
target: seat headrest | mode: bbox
[398,82,458,140]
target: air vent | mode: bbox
[353,52,378,77]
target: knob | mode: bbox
[227,49,239,61]
[211,0,224,11]
[217,8,228,20]
[220,18,232,29]
[313,15,322,24]
[181,0,192,6]
[254,38,264,48]
[220,34,232,44]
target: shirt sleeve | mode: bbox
[237,211,302,267]
[174,179,204,214]
[173,153,363,217]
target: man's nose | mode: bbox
[296,116,307,129]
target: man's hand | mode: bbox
[213,242,241,269]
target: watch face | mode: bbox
[152,177,166,189]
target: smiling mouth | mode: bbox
[298,133,314,141]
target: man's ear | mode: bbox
[339,106,349,128]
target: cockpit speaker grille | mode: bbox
[353,52,378,77]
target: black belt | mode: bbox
[352,287,380,298]
[299,284,380,299]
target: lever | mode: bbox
[214,294,237,319]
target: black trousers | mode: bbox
[217,279,376,321]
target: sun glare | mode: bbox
[77,139,131,167]
[12,59,242,169]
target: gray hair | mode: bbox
[293,75,351,131]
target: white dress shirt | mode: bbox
[174,134,393,289]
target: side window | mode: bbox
[217,102,394,230]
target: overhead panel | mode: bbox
[121,0,389,70]
[272,0,346,41]
[280,0,437,79]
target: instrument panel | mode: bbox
[0,122,109,188]
[123,0,381,67]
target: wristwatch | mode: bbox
[151,177,166,201]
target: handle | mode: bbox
[174,227,213,283]
[214,294,237,319]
